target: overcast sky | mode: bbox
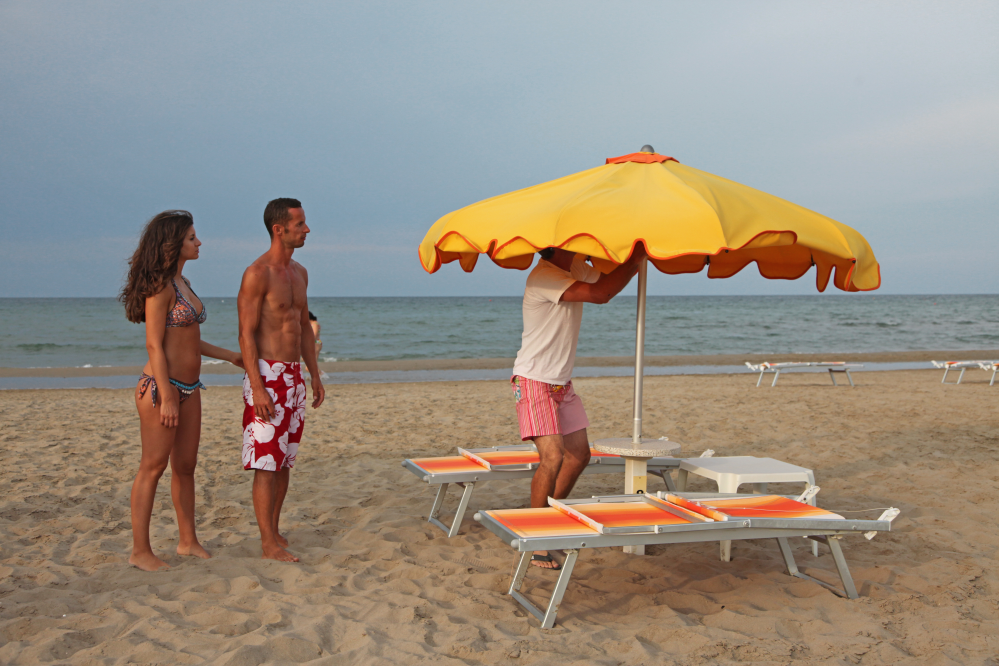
[1,1,996,297]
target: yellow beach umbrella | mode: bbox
[419,146,880,442]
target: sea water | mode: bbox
[1,294,997,369]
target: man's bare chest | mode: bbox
[264,273,306,319]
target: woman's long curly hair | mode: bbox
[119,210,194,323]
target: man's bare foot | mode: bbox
[177,542,211,559]
[276,533,289,548]
[129,552,170,571]
[530,551,560,569]
[262,544,299,562]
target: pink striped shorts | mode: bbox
[511,375,589,440]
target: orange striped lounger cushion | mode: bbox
[489,508,598,538]
[410,456,486,474]
[702,496,844,520]
[562,502,693,529]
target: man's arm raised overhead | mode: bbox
[237,265,274,421]
[560,246,646,305]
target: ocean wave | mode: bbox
[16,343,73,351]
[836,321,903,328]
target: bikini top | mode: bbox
[165,278,207,327]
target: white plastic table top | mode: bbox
[679,456,813,483]
[593,438,681,458]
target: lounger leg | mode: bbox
[941,368,949,384]
[781,536,859,599]
[718,479,739,561]
[771,370,780,387]
[541,549,578,628]
[846,369,855,387]
[649,469,677,492]
[757,370,764,387]
[829,369,838,386]
[509,551,532,595]
[676,468,689,492]
[508,549,580,629]
[427,482,476,537]
[958,367,966,384]
[992,367,997,387]
[827,537,859,599]
[427,483,451,534]
[447,482,475,538]
[777,536,800,576]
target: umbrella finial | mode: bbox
[640,144,655,154]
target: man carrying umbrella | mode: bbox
[512,245,645,569]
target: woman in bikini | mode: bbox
[120,210,243,571]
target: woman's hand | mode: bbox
[159,386,180,427]
[230,350,245,369]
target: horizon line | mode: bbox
[0,293,995,300]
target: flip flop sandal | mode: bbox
[531,553,561,570]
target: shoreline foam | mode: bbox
[2,349,997,378]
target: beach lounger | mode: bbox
[746,361,863,387]
[985,362,999,386]
[931,360,999,385]
[402,444,684,537]
[473,491,899,628]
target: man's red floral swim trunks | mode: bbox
[242,359,306,471]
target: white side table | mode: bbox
[593,438,681,555]
[677,456,818,561]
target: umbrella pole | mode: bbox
[632,256,648,444]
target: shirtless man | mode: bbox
[237,198,325,562]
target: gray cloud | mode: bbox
[1,0,996,296]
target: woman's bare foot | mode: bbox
[130,551,170,571]
[276,533,289,548]
[262,544,299,562]
[177,542,211,559]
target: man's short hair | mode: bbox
[538,247,556,260]
[264,198,303,238]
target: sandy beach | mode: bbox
[1,368,997,664]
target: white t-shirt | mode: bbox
[511,255,600,385]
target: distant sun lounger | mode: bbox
[931,360,999,385]
[745,361,863,387]
[474,491,900,628]
[403,444,692,537]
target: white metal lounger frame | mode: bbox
[986,362,999,386]
[746,362,863,387]
[401,444,681,538]
[931,360,999,385]
[473,491,895,629]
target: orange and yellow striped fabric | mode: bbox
[490,508,598,537]
[703,495,843,520]
[410,456,486,474]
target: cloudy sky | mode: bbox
[1,1,996,297]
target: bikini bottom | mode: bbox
[137,372,206,407]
